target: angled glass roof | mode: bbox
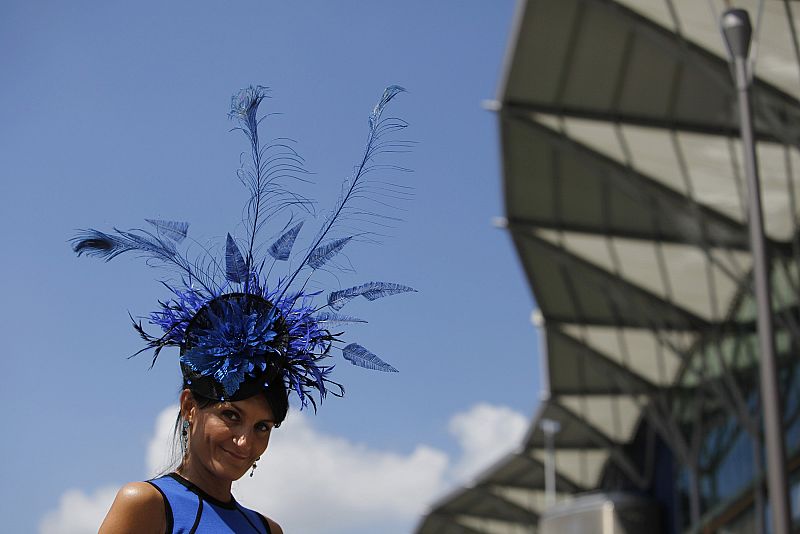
[417,1,800,532]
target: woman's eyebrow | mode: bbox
[219,402,238,412]
[225,403,273,422]
[256,416,276,424]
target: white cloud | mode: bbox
[42,402,529,534]
[39,486,118,534]
[233,413,449,533]
[146,403,180,477]
[448,403,528,482]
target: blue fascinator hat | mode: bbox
[72,85,415,409]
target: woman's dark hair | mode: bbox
[186,387,289,426]
[184,363,290,426]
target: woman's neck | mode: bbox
[176,458,234,504]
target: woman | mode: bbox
[99,389,285,533]
[97,295,293,533]
[73,85,413,533]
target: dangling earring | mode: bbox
[181,420,190,452]
[250,456,260,477]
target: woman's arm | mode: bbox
[98,482,166,534]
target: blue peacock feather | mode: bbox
[71,85,416,409]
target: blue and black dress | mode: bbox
[147,473,272,534]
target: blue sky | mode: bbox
[1,2,540,532]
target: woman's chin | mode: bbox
[210,460,249,482]
[211,449,252,478]
[228,466,251,481]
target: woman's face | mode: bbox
[183,391,276,482]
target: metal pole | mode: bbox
[540,418,561,507]
[721,9,792,534]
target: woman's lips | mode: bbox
[221,447,248,462]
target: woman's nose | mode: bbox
[233,432,251,449]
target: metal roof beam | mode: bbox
[503,99,764,140]
[516,230,710,329]
[506,214,733,249]
[440,488,540,524]
[542,315,698,330]
[605,0,800,109]
[545,401,652,490]
[533,400,626,449]
[497,0,800,139]
[473,451,587,494]
[501,113,797,253]
[546,327,661,394]
[416,512,487,534]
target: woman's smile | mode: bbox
[219,447,249,462]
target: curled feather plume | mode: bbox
[72,85,414,409]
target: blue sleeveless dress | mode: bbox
[147,473,272,534]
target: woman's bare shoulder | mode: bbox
[259,513,283,534]
[98,482,165,534]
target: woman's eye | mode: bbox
[257,423,273,433]
[223,410,240,421]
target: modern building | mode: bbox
[416,1,800,532]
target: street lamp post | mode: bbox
[721,9,792,534]
[540,418,561,507]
